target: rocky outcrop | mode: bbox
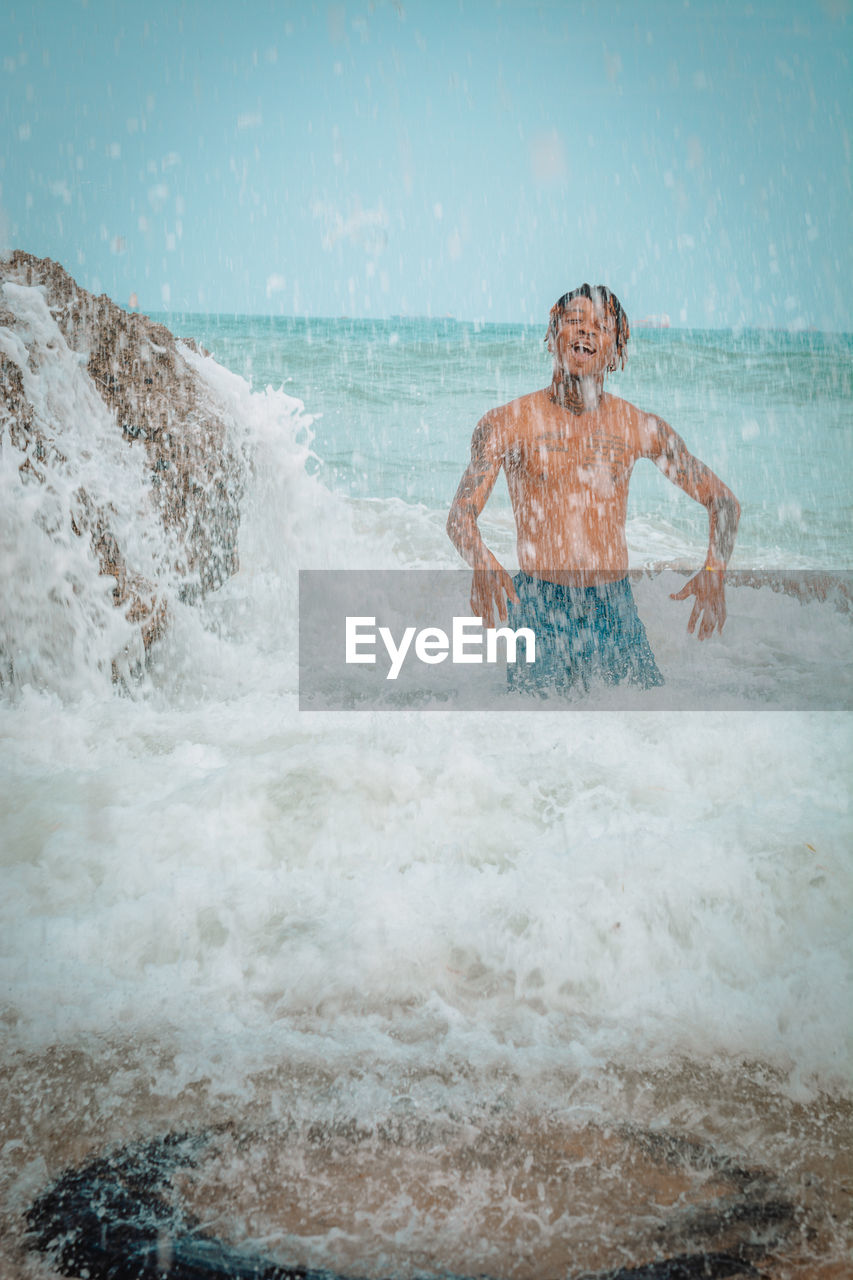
[0,251,243,660]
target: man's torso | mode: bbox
[488,389,653,586]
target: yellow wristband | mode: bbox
[704,565,723,572]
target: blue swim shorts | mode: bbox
[506,572,664,695]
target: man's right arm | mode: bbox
[446,414,519,624]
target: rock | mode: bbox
[0,251,243,667]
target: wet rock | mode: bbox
[0,251,243,662]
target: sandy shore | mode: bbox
[2,1039,850,1278]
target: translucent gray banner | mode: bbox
[298,570,852,711]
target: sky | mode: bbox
[1,0,850,327]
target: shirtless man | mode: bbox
[446,284,741,689]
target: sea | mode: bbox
[1,311,851,1277]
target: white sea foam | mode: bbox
[1,332,850,1119]
[0,283,150,692]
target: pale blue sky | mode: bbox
[1,0,850,326]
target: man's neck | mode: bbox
[549,372,605,414]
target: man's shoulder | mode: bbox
[604,393,663,441]
[603,392,646,420]
[478,389,549,432]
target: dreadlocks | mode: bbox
[546,284,631,370]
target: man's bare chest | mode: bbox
[505,423,638,483]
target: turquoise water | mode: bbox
[163,313,853,567]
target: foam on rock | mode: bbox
[0,251,244,671]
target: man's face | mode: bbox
[552,296,617,377]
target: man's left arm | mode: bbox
[645,416,741,639]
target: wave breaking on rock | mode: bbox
[0,252,245,688]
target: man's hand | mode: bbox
[670,569,727,639]
[471,563,519,627]
[646,418,741,630]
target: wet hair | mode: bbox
[545,283,631,370]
